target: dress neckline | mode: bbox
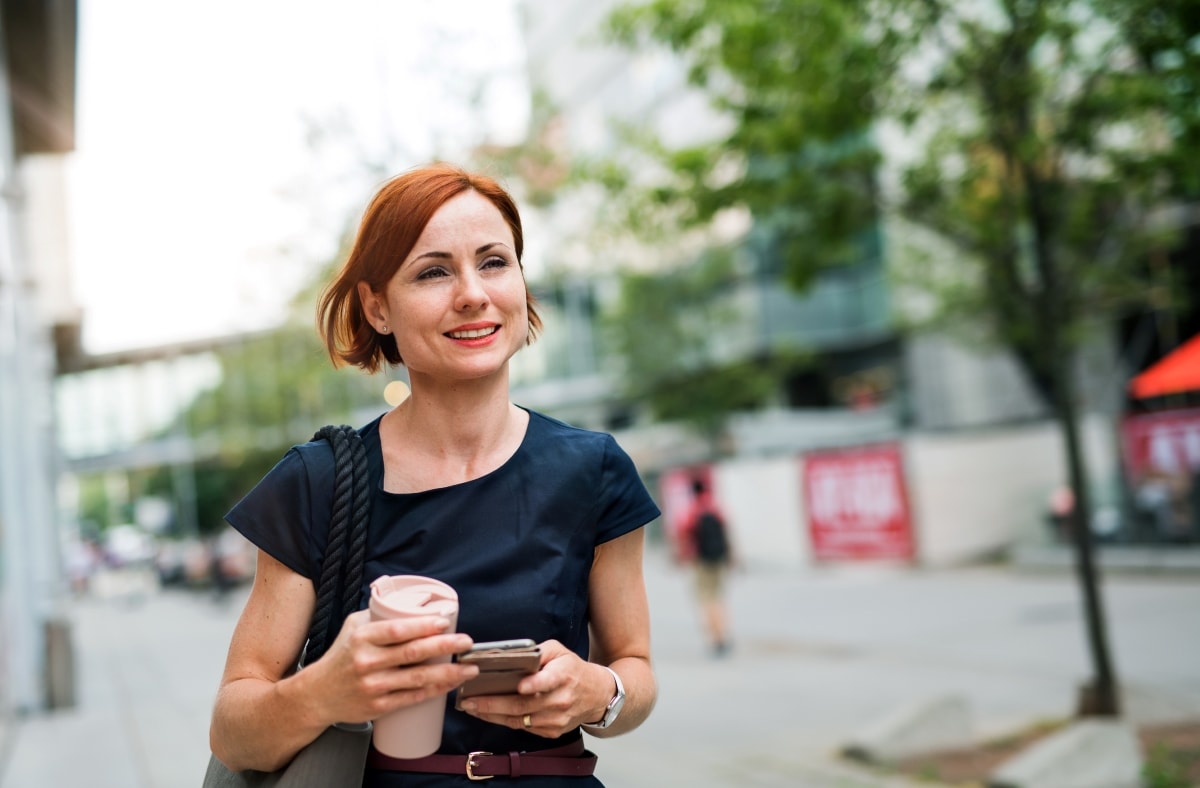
[371,406,535,497]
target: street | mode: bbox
[2,549,1199,787]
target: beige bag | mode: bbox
[202,723,372,788]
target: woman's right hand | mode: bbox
[303,611,479,726]
[212,553,477,772]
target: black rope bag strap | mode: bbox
[341,430,371,621]
[304,424,371,664]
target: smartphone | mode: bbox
[462,638,537,655]
[455,638,541,709]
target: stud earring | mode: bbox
[381,325,389,334]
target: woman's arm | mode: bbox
[209,550,478,772]
[582,527,655,737]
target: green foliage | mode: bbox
[599,0,908,285]
[184,325,380,448]
[601,250,810,435]
[79,325,389,540]
[887,0,1197,401]
[160,326,386,537]
[591,0,1200,718]
[139,447,287,538]
[471,88,572,209]
[1142,740,1198,788]
[76,475,117,534]
[598,0,1197,407]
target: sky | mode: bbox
[67,0,529,354]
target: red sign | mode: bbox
[659,465,715,546]
[803,442,914,561]
[1120,408,1200,480]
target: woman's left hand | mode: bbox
[457,640,612,737]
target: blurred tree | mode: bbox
[147,323,386,538]
[601,249,811,441]
[124,215,395,539]
[473,88,573,209]
[139,446,286,539]
[599,0,1199,717]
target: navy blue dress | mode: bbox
[226,407,661,786]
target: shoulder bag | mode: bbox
[202,424,373,788]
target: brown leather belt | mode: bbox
[367,738,597,780]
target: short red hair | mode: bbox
[318,163,543,372]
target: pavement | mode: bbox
[2,548,1200,787]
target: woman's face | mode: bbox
[365,190,530,383]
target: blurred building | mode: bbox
[514,0,1133,567]
[0,0,79,730]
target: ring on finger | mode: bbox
[522,713,532,728]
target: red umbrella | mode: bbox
[1129,332,1200,399]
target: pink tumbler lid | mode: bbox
[369,575,458,619]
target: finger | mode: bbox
[463,708,536,732]
[378,661,479,696]
[368,615,458,646]
[380,638,479,680]
[366,667,479,718]
[456,694,531,719]
[534,639,568,665]
[518,652,574,695]
[388,633,475,665]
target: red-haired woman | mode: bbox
[209,164,659,786]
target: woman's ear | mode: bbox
[357,281,387,331]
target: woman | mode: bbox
[209,164,660,786]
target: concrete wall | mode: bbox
[713,456,810,568]
[705,416,1119,570]
[906,424,1063,567]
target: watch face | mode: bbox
[606,693,625,724]
[586,666,625,729]
[602,674,625,726]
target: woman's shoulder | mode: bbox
[524,408,620,451]
[278,416,384,493]
[291,415,384,459]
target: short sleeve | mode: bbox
[594,435,661,544]
[224,446,328,580]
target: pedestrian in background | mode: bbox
[676,476,734,657]
[208,163,660,786]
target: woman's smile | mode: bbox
[446,323,500,341]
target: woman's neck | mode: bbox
[379,371,526,488]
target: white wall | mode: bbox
[906,424,1063,566]
[703,416,1119,570]
[24,155,78,327]
[713,456,808,569]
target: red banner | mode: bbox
[803,442,914,561]
[1120,408,1200,481]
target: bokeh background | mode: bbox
[1,0,1198,785]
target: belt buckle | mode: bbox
[466,751,494,781]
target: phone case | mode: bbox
[455,645,542,709]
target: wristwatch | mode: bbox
[583,666,625,730]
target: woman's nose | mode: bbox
[455,270,489,311]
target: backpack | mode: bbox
[693,509,729,563]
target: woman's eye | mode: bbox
[482,256,510,270]
[417,266,449,280]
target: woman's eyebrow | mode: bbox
[411,242,510,262]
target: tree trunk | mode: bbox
[1015,88,1122,713]
[1054,358,1121,717]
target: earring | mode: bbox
[381,325,389,334]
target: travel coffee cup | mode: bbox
[368,575,459,758]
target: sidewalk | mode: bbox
[2,550,1199,786]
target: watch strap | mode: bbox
[582,665,624,730]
